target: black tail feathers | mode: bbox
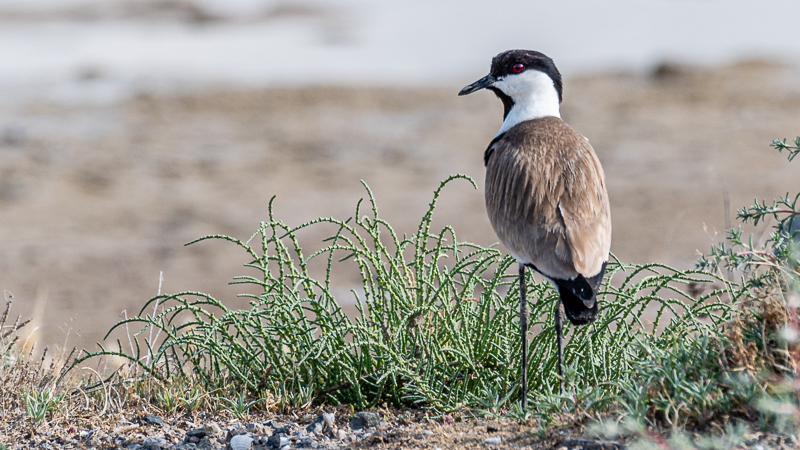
[552,261,608,326]
[558,286,598,325]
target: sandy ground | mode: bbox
[0,61,799,352]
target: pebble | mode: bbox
[247,422,265,435]
[349,411,381,430]
[273,426,291,435]
[229,434,253,450]
[306,414,326,434]
[185,426,212,441]
[197,439,215,450]
[423,430,434,436]
[267,435,290,448]
[322,413,336,430]
[485,436,502,445]
[226,424,248,442]
[142,437,167,450]
[142,415,166,426]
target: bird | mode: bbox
[458,50,611,408]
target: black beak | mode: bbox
[458,74,496,96]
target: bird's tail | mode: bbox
[558,287,598,325]
[552,261,607,326]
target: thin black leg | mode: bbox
[519,263,528,410]
[554,298,564,393]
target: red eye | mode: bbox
[512,64,524,73]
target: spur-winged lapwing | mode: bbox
[459,50,611,407]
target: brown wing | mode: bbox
[484,116,611,280]
[557,136,612,276]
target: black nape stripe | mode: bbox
[487,87,515,119]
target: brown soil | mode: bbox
[1,61,799,352]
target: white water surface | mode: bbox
[1,0,800,104]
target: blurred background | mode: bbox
[1,0,800,353]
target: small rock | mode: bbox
[350,411,381,430]
[281,446,291,450]
[230,434,253,450]
[306,421,323,435]
[197,438,215,450]
[423,430,434,436]
[336,429,347,440]
[206,423,223,438]
[186,426,211,441]
[267,435,290,448]
[306,412,336,435]
[485,436,502,445]
[142,415,166,426]
[349,418,363,430]
[227,425,247,441]
[247,422,265,434]
[272,427,290,436]
[142,437,167,450]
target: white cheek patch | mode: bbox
[494,69,561,136]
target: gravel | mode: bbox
[2,408,799,449]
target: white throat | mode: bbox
[494,69,561,136]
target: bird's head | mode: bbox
[459,50,563,122]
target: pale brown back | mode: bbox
[485,116,611,280]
